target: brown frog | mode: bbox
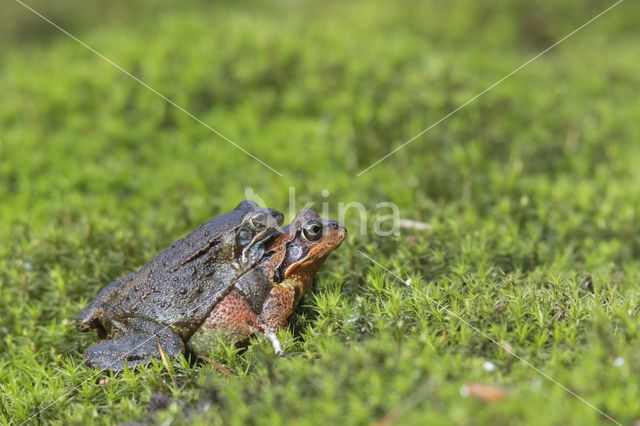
[188,210,347,356]
[77,200,284,371]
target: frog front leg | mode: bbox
[256,281,301,356]
[84,318,184,371]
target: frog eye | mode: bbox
[301,220,323,241]
[250,213,267,230]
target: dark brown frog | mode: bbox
[77,200,284,371]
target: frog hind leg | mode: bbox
[84,319,185,371]
[76,280,121,332]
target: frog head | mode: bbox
[234,204,284,269]
[270,210,347,287]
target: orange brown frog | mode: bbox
[188,210,347,355]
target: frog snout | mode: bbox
[326,220,347,242]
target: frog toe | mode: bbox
[84,329,185,371]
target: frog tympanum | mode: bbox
[77,200,284,371]
[187,209,347,356]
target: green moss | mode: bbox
[1,0,639,424]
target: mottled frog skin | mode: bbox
[188,209,347,356]
[77,200,283,371]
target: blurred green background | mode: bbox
[1,0,639,424]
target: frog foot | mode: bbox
[265,331,284,357]
[84,326,184,371]
[244,325,283,356]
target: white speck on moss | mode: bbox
[460,385,470,397]
[483,361,496,372]
[614,357,624,367]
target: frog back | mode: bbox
[81,201,261,340]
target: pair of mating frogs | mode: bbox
[77,201,346,371]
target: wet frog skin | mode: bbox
[188,209,347,356]
[77,200,284,371]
